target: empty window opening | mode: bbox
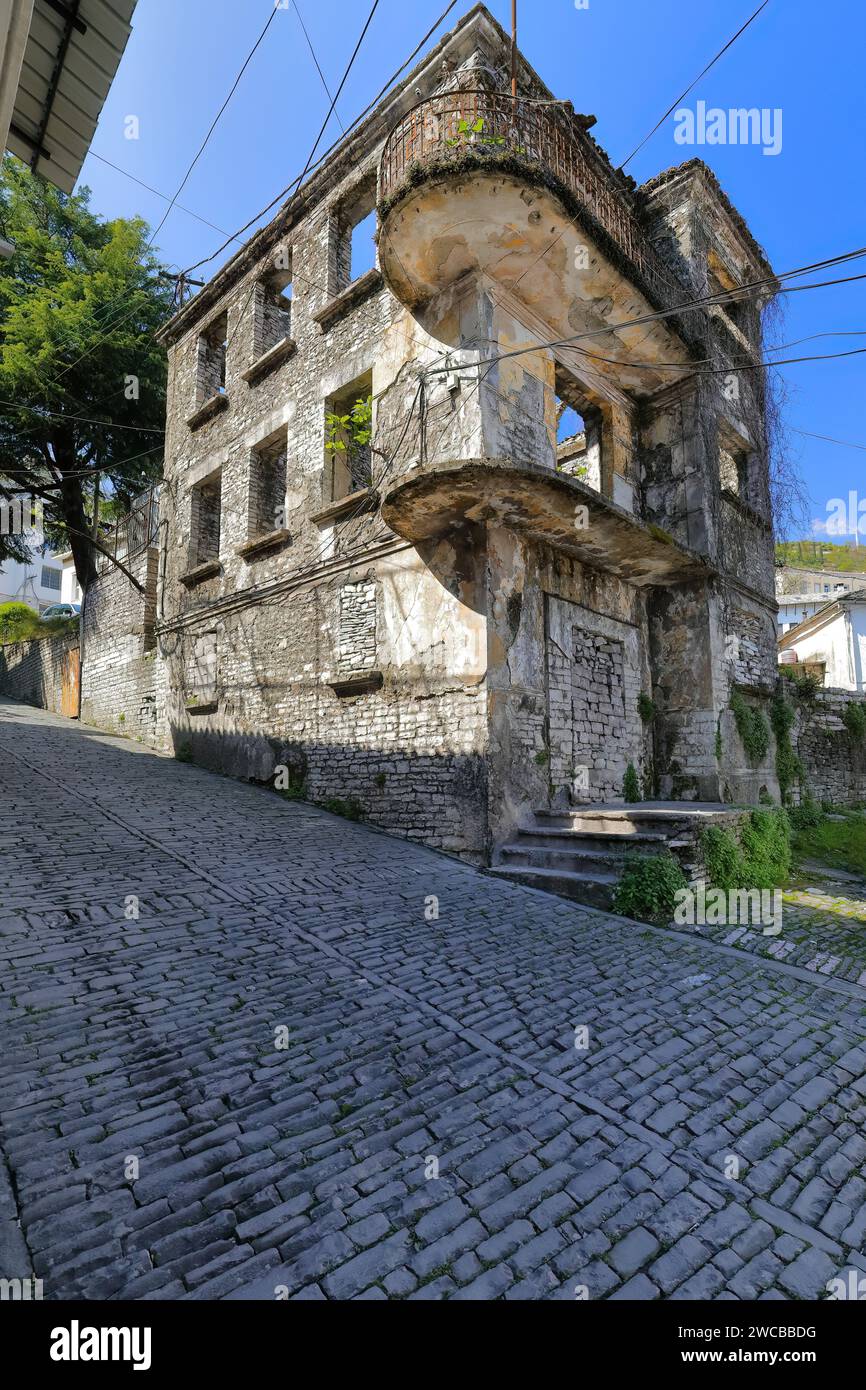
[349,210,377,282]
[256,262,293,359]
[333,179,377,295]
[248,434,288,539]
[325,371,374,501]
[720,443,751,505]
[197,313,227,404]
[189,473,222,567]
[554,373,602,492]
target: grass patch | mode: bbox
[792,809,866,877]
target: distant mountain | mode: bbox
[775,539,866,572]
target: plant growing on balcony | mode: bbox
[445,116,525,154]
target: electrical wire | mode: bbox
[179,0,460,279]
[618,0,772,171]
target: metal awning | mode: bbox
[7,0,136,193]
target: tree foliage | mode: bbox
[0,156,172,586]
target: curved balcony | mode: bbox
[381,457,709,588]
[380,90,688,316]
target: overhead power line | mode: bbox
[0,398,164,433]
[618,0,773,171]
[222,0,383,358]
[180,0,460,278]
[792,429,866,454]
[149,5,280,247]
[291,0,346,135]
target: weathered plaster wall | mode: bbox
[163,542,489,860]
[484,527,652,847]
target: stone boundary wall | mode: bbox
[0,633,78,715]
[80,548,169,751]
[791,687,866,807]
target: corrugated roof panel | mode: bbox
[9,0,137,193]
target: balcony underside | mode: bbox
[378,160,695,397]
[381,459,710,587]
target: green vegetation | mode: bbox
[613,853,687,924]
[842,702,866,740]
[775,539,866,572]
[791,808,866,877]
[789,793,821,829]
[730,687,770,765]
[0,155,171,586]
[0,601,39,644]
[637,692,656,724]
[701,808,792,891]
[324,394,373,484]
[0,601,77,645]
[780,668,820,700]
[446,116,508,149]
[622,763,641,803]
[770,688,800,803]
[319,797,365,822]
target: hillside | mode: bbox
[775,539,866,572]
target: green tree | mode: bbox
[0,155,172,588]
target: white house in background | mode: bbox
[0,543,63,610]
[774,566,866,635]
[778,592,866,691]
[59,550,82,605]
[777,592,832,635]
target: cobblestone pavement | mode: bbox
[654,887,866,987]
[2,700,866,1302]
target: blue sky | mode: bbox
[78,0,866,540]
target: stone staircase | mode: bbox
[487,802,741,909]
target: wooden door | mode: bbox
[60,648,80,718]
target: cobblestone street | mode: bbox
[2,699,866,1301]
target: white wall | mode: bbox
[0,528,64,611]
[788,608,866,691]
[60,556,82,606]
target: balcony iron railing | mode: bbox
[96,487,159,574]
[380,91,685,315]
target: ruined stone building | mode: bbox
[148,4,781,870]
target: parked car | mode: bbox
[40,603,81,621]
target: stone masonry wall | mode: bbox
[0,633,77,714]
[790,689,866,807]
[162,543,489,861]
[80,548,168,750]
[547,600,647,805]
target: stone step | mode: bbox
[534,802,732,836]
[499,843,630,874]
[485,864,618,910]
[511,827,671,855]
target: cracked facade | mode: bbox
[146,4,781,864]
